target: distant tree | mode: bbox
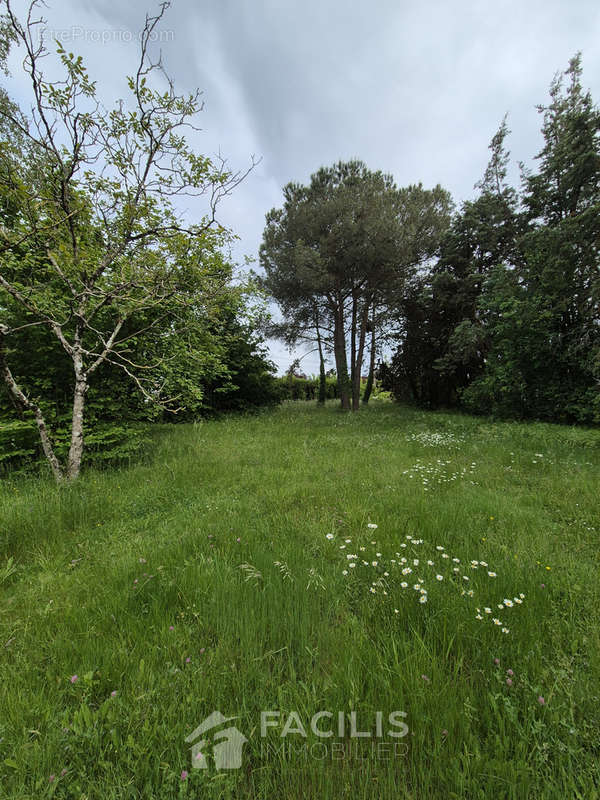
[200,308,280,414]
[261,160,451,411]
[0,1,254,480]
[265,297,331,405]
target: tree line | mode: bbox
[261,54,600,425]
[2,1,598,482]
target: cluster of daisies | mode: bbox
[401,459,478,490]
[326,524,525,634]
[405,431,465,448]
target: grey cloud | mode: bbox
[6,0,600,374]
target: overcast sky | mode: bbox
[5,0,600,374]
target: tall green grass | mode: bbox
[0,402,599,798]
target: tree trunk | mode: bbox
[362,322,376,405]
[350,291,357,401]
[351,299,370,411]
[0,331,64,481]
[333,299,350,410]
[66,353,88,480]
[316,315,326,405]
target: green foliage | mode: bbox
[0,6,278,476]
[388,55,600,425]
[0,4,265,479]
[276,374,338,402]
[261,160,452,410]
[0,417,153,474]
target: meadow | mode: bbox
[0,401,599,799]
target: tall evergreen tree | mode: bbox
[465,55,600,421]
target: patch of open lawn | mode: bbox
[1,402,599,798]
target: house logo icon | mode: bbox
[185,711,248,770]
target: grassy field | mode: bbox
[1,401,599,799]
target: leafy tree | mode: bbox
[388,117,522,407]
[392,54,600,424]
[200,310,280,414]
[0,1,255,480]
[261,160,451,410]
[464,54,600,421]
